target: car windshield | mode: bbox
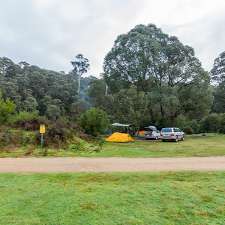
[162,128,172,133]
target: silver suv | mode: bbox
[161,127,184,142]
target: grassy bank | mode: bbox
[0,172,224,225]
[0,134,224,158]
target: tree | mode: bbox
[88,78,109,108]
[104,24,212,123]
[0,56,88,118]
[211,51,225,113]
[46,105,61,121]
[109,86,150,128]
[71,54,90,96]
[211,51,225,82]
[79,108,109,136]
[213,81,225,113]
[22,96,38,112]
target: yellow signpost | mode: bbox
[39,124,46,148]
[40,124,46,134]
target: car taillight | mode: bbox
[171,133,175,137]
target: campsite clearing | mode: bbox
[75,134,225,157]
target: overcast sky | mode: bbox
[0,0,225,75]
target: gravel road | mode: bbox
[0,157,225,173]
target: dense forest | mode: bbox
[0,24,225,136]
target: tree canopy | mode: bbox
[102,24,212,127]
[211,51,225,113]
[0,56,94,120]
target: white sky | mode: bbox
[0,0,225,75]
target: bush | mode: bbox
[175,115,200,134]
[68,137,100,152]
[0,129,36,147]
[0,96,16,123]
[79,108,109,136]
[218,114,225,134]
[21,132,36,146]
[183,127,194,135]
[43,119,74,147]
[200,113,222,133]
[9,111,45,130]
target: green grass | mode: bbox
[0,172,224,225]
[90,134,225,157]
[0,134,225,158]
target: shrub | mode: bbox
[43,119,72,147]
[0,96,16,123]
[68,137,100,152]
[79,108,109,136]
[9,111,45,130]
[0,129,36,147]
[175,115,200,134]
[21,132,36,146]
[188,120,200,134]
[218,114,225,134]
[200,113,222,133]
[183,127,194,135]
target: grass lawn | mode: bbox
[0,172,224,225]
[76,134,225,157]
[0,134,224,158]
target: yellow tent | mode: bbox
[106,132,134,143]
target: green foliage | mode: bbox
[44,119,72,146]
[211,51,225,114]
[107,86,150,128]
[200,113,225,133]
[200,113,221,133]
[175,115,200,134]
[100,24,213,127]
[46,105,61,121]
[68,137,100,152]
[79,108,109,136]
[21,132,36,146]
[0,94,16,123]
[213,81,225,113]
[71,54,90,95]
[0,57,96,121]
[8,111,44,130]
[211,51,225,82]
[0,128,36,147]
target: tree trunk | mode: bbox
[78,74,81,96]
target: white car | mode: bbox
[144,126,161,140]
[161,127,184,142]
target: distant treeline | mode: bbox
[0,23,225,134]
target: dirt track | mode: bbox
[0,157,225,173]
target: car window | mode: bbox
[174,128,180,132]
[161,128,172,132]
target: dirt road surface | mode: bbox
[0,157,225,173]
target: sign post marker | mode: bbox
[39,124,46,148]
